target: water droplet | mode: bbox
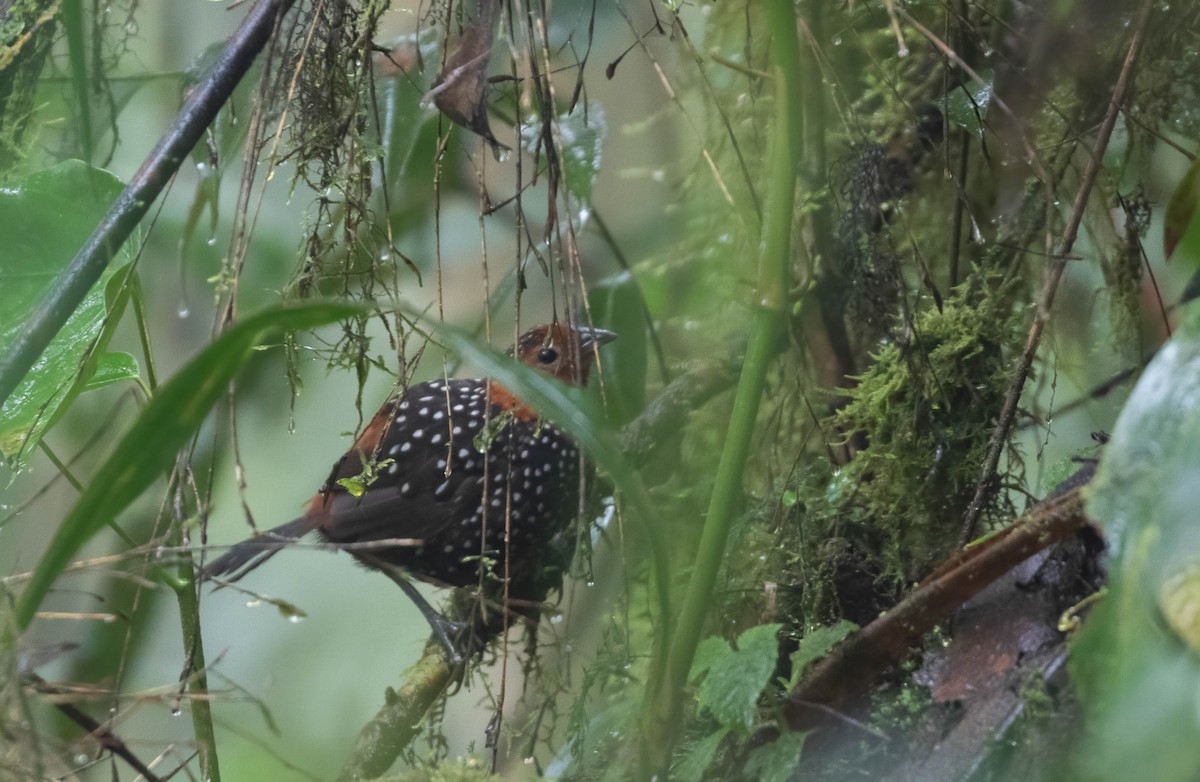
[171,707,182,717]
[206,236,217,247]
[550,614,564,624]
[288,613,304,624]
[245,599,262,608]
[832,35,842,46]
[178,306,190,318]
[897,46,909,58]
[124,20,138,35]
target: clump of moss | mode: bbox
[829,274,1022,582]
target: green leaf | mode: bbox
[789,619,857,685]
[1070,302,1200,781]
[941,70,994,137]
[0,162,130,466]
[689,635,733,681]
[743,731,807,782]
[14,302,360,631]
[696,623,781,733]
[673,726,731,782]
[81,352,140,393]
[1164,154,1200,263]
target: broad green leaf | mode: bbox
[81,352,140,393]
[0,161,130,466]
[743,731,807,782]
[695,623,781,733]
[789,619,857,686]
[1071,302,1200,781]
[673,726,731,782]
[15,302,360,630]
[689,635,732,681]
[941,70,994,137]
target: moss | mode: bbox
[829,275,1021,580]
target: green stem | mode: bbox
[170,520,221,782]
[640,0,803,771]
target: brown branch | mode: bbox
[957,0,1153,545]
[785,486,1088,727]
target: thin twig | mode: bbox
[958,0,1153,545]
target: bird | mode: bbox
[202,322,615,657]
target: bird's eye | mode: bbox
[537,347,558,364]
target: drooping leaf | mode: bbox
[1164,154,1200,262]
[15,302,361,630]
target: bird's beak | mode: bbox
[577,326,617,354]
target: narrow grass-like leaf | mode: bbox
[15,302,360,630]
[1165,154,1200,263]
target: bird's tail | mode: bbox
[201,517,312,583]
